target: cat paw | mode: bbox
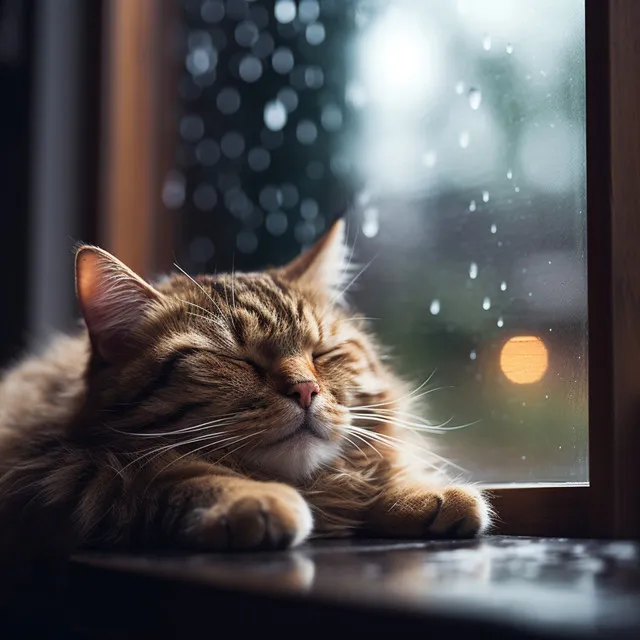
[370,485,491,538]
[423,486,491,538]
[183,483,313,551]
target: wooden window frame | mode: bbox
[98,0,640,539]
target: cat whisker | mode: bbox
[109,414,240,438]
[352,409,481,432]
[342,431,382,458]
[349,412,455,433]
[179,299,225,327]
[143,430,264,494]
[348,383,453,412]
[173,262,227,320]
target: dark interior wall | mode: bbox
[0,0,102,367]
[0,0,34,366]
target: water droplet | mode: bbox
[274,0,296,24]
[264,100,287,131]
[272,47,294,74]
[430,299,441,315]
[305,22,325,46]
[507,169,513,180]
[528,291,533,297]
[296,120,317,145]
[506,42,514,54]
[490,224,497,234]
[321,104,343,131]
[521,455,527,461]
[298,0,320,23]
[514,186,520,193]
[265,211,288,236]
[238,55,262,83]
[469,200,477,212]
[422,150,437,167]
[468,87,482,110]
[470,350,477,361]
[497,317,504,328]
[482,34,492,51]
[482,297,491,310]
[362,207,379,238]
[545,394,549,399]
[482,190,490,202]
[459,130,470,148]
[500,281,507,291]
[469,262,478,279]
[277,87,298,113]
[455,81,465,95]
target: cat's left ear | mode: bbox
[75,246,163,363]
[279,218,352,301]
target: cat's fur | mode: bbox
[0,220,491,571]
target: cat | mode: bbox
[0,219,491,569]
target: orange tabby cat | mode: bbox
[0,220,490,568]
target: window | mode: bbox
[100,0,640,538]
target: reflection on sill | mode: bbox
[478,482,589,490]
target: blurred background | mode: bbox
[0,0,587,484]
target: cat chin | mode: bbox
[248,436,341,483]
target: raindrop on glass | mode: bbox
[469,262,478,279]
[306,161,324,180]
[300,198,318,220]
[236,231,258,254]
[265,211,288,236]
[272,48,295,74]
[281,184,299,208]
[500,281,507,291]
[239,55,262,82]
[470,350,477,361]
[252,32,275,58]
[201,0,225,23]
[296,120,317,145]
[497,317,504,328]
[193,184,218,211]
[507,169,513,180]
[220,131,245,159]
[278,87,298,112]
[459,130,470,148]
[506,42,514,54]
[422,151,437,168]
[306,23,326,46]
[482,34,492,50]
[180,115,204,142]
[362,207,379,238]
[490,224,497,234]
[482,190,490,202]
[469,200,477,212]
[429,299,441,315]
[235,21,259,47]
[482,297,491,310]
[304,66,324,89]
[247,147,271,172]
[274,0,296,24]
[298,0,320,23]
[321,104,342,131]
[264,100,287,131]
[195,139,220,166]
[259,185,283,211]
[216,87,241,114]
[161,171,185,209]
[468,87,482,110]
[455,81,465,95]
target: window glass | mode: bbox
[169,0,587,483]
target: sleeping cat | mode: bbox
[0,219,490,566]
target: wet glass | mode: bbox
[171,0,587,484]
[345,0,587,483]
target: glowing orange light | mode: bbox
[500,336,548,384]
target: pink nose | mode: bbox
[287,381,320,410]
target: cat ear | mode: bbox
[75,246,162,363]
[280,218,352,300]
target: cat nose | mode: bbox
[287,381,320,410]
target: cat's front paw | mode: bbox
[370,484,491,538]
[183,483,313,551]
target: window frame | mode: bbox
[98,0,639,539]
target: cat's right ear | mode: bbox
[75,246,163,363]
